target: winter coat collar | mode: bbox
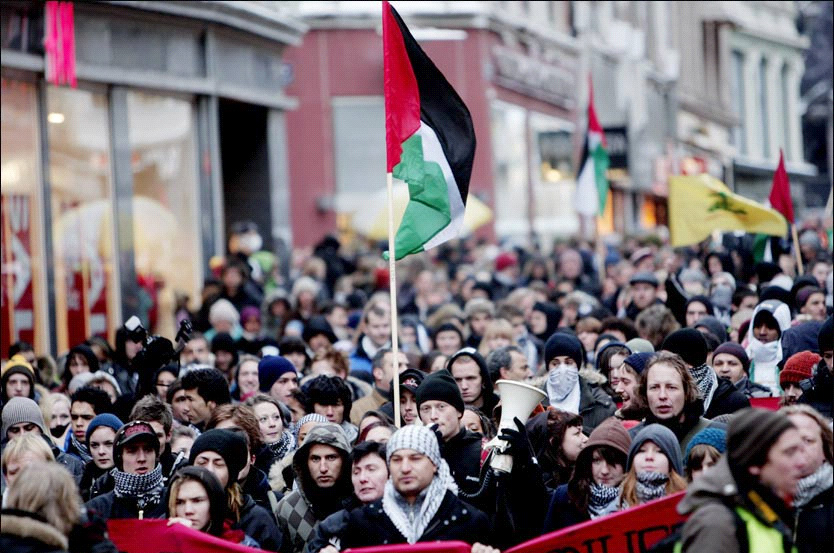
[0,509,68,550]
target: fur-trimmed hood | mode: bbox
[0,509,69,552]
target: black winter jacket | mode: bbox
[704,377,750,419]
[236,494,283,552]
[84,490,166,520]
[0,510,69,553]
[339,491,491,549]
[440,428,483,494]
[794,485,833,553]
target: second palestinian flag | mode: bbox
[382,1,476,260]
[574,76,609,217]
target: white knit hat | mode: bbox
[385,425,442,468]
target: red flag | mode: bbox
[769,149,794,224]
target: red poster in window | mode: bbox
[66,265,88,349]
[1,195,36,353]
[87,258,109,338]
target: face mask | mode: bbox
[750,340,781,364]
[239,233,263,253]
[710,285,733,309]
[547,364,579,401]
[51,423,69,438]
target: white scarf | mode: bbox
[382,459,458,544]
[547,366,581,414]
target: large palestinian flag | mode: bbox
[382,1,476,260]
[574,76,609,217]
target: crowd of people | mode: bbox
[1,224,832,553]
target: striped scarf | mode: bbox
[635,471,668,504]
[70,432,93,464]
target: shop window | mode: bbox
[332,97,387,212]
[529,111,578,238]
[1,77,48,356]
[47,86,119,352]
[126,91,201,338]
[490,100,529,238]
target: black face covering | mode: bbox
[50,423,69,438]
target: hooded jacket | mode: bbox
[273,423,352,553]
[446,348,500,417]
[677,457,796,553]
[440,427,484,495]
[745,300,792,393]
[0,509,70,553]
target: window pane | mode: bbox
[332,97,386,211]
[126,91,201,337]
[1,78,47,355]
[491,101,529,238]
[759,58,769,158]
[47,86,119,352]
[530,112,577,237]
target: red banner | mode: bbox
[347,542,471,553]
[1,195,36,354]
[750,397,781,411]
[505,492,687,553]
[108,519,260,553]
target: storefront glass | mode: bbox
[1,77,48,355]
[47,86,119,353]
[529,111,578,238]
[490,100,529,239]
[126,91,201,337]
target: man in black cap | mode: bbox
[85,421,166,520]
[415,370,483,494]
[448,347,499,416]
[377,367,425,425]
[620,272,661,321]
[678,408,805,552]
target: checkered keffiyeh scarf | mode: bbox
[690,363,717,410]
[382,425,458,544]
[267,431,296,461]
[71,432,93,464]
[635,471,669,504]
[112,464,165,510]
[588,483,620,518]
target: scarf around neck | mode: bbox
[588,483,620,518]
[635,471,668,504]
[382,458,458,544]
[794,462,833,507]
[71,432,93,464]
[689,363,717,411]
[112,464,165,510]
[267,431,296,461]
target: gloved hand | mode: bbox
[497,417,534,466]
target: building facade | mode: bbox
[1,1,304,355]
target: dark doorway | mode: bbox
[218,99,272,252]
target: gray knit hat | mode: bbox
[627,423,684,475]
[2,396,47,437]
[386,425,442,468]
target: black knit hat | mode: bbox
[415,369,464,414]
[727,408,795,473]
[543,331,584,368]
[819,316,833,354]
[661,328,708,367]
[713,342,750,374]
[189,429,248,487]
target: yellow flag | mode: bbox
[668,174,787,247]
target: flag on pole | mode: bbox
[574,75,609,216]
[768,149,794,223]
[668,174,788,247]
[382,1,476,260]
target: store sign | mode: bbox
[492,45,577,109]
[604,126,629,170]
[1,195,35,355]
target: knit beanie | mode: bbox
[415,369,465,414]
[433,322,464,344]
[819,317,833,354]
[713,342,750,374]
[189,429,248,486]
[1,396,47,436]
[543,332,584,369]
[85,413,124,448]
[386,424,442,468]
[685,295,714,317]
[627,424,683,475]
[661,328,708,367]
[693,316,728,344]
[728,408,795,471]
[622,352,654,375]
[211,332,236,354]
[795,286,823,310]
[1,354,36,389]
[258,355,297,393]
[576,418,631,466]
[780,351,821,388]
[625,338,655,354]
[683,427,727,464]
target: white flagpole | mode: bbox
[387,172,402,427]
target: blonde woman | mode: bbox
[1,461,81,552]
[39,392,72,449]
[478,319,516,358]
[2,433,55,506]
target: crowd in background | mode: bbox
[1,219,832,553]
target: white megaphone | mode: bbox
[485,379,546,473]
